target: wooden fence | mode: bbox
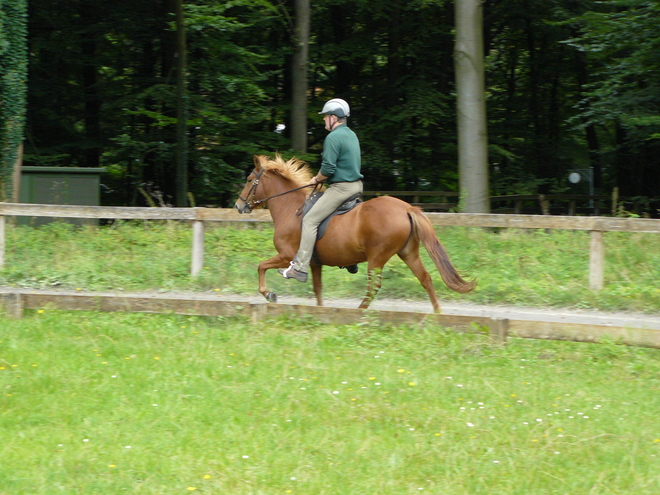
[1,202,660,290]
[2,288,660,348]
[362,191,656,216]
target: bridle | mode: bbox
[238,168,316,213]
[237,169,264,212]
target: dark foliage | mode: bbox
[20,0,660,211]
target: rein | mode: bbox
[239,168,316,211]
[253,183,315,207]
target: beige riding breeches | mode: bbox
[292,180,363,272]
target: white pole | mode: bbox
[191,220,205,276]
[589,230,604,290]
[0,215,5,269]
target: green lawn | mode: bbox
[1,311,660,494]
[1,221,659,313]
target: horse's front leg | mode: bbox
[311,264,323,306]
[257,254,293,303]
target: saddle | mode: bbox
[301,191,363,241]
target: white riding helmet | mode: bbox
[319,98,350,118]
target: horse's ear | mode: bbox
[253,155,265,171]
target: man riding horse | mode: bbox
[279,98,363,283]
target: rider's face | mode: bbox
[323,114,336,131]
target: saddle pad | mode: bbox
[302,192,362,241]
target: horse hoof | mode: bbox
[266,292,277,303]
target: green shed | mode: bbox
[19,166,105,225]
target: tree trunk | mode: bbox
[174,0,188,206]
[330,5,353,96]
[387,0,401,108]
[575,48,602,190]
[0,0,28,200]
[290,0,310,153]
[454,0,490,213]
[12,143,23,202]
[80,2,101,169]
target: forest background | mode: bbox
[2,0,660,211]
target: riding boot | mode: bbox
[279,261,308,282]
[341,265,359,274]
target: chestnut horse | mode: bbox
[234,155,475,313]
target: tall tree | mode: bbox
[25,0,286,206]
[483,0,595,196]
[454,0,490,212]
[566,0,660,199]
[174,0,188,206]
[0,0,28,201]
[22,0,657,211]
[290,0,310,153]
[310,0,458,192]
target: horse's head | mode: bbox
[235,154,312,213]
[234,156,268,214]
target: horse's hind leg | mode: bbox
[397,247,442,313]
[311,264,323,306]
[358,259,387,310]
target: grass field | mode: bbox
[1,310,660,494]
[1,221,659,313]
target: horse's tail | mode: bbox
[408,207,476,293]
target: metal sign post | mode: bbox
[568,168,594,209]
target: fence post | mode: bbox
[2,292,23,319]
[539,194,550,215]
[489,318,509,343]
[191,220,205,276]
[0,214,5,269]
[589,230,604,290]
[250,302,268,323]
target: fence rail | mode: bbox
[1,202,659,290]
[2,289,660,348]
[362,191,657,216]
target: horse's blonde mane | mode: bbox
[254,154,312,189]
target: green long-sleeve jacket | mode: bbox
[319,125,363,184]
